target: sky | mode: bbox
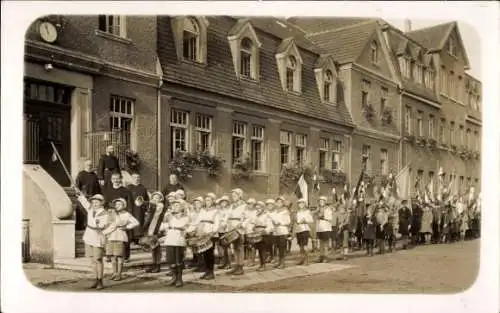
[388,19,482,81]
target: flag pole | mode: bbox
[50,141,79,192]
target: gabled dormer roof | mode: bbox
[314,54,337,70]
[227,18,263,48]
[275,37,303,64]
[406,21,470,69]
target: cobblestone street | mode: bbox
[28,239,479,293]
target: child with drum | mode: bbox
[216,196,232,269]
[243,198,258,266]
[188,196,205,272]
[251,201,274,271]
[294,198,314,266]
[159,199,189,287]
[264,199,277,263]
[103,198,140,281]
[187,193,220,280]
[270,196,291,269]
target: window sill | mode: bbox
[238,75,259,84]
[95,30,132,45]
[321,100,336,106]
[180,59,207,68]
[286,90,302,96]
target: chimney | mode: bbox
[404,19,412,32]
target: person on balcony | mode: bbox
[161,174,185,204]
[98,145,121,188]
[127,173,150,244]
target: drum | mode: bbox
[188,236,213,254]
[138,235,159,252]
[219,229,240,246]
[246,232,263,244]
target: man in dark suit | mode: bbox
[161,174,185,205]
[74,159,101,230]
[97,145,120,188]
[127,173,150,244]
[398,200,412,249]
[411,200,423,245]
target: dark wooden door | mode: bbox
[24,80,72,187]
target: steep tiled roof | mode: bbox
[304,21,378,64]
[406,22,455,52]
[157,16,354,128]
[384,24,439,103]
[286,17,373,34]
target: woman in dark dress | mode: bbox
[127,173,150,244]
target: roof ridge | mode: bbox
[406,21,455,34]
[302,19,376,37]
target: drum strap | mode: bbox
[228,218,241,221]
[200,220,214,224]
[255,225,266,229]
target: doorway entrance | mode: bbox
[24,79,73,187]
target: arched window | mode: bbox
[370,41,378,63]
[240,37,253,78]
[183,17,200,61]
[323,69,334,102]
[286,56,297,91]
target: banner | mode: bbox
[294,174,308,204]
[395,163,411,200]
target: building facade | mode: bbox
[157,16,355,199]
[23,15,160,262]
[22,15,481,263]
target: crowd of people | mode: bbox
[73,146,481,290]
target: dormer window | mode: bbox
[324,70,334,102]
[240,38,253,78]
[276,38,303,93]
[183,17,200,61]
[286,56,297,91]
[228,19,262,80]
[171,16,209,64]
[424,69,435,90]
[370,41,379,64]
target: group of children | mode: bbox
[77,178,481,290]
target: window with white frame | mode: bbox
[425,69,435,90]
[280,130,292,168]
[170,109,189,157]
[362,145,372,172]
[370,41,378,64]
[361,80,371,107]
[440,118,446,145]
[449,72,456,99]
[240,37,254,79]
[286,55,299,92]
[466,128,471,150]
[182,17,200,62]
[319,138,329,170]
[450,121,455,145]
[380,149,388,175]
[399,57,411,78]
[405,106,412,135]
[448,37,457,56]
[251,126,264,171]
[417,111,423,137]
[109,95,134,145]
[195,114,212,152]
[98,15,127,38]
[440,66,447,94]
[323,70,334,102]
[380,87,388,115]
[232,121,247,165]
[332,140,344,171]
[459,125,465,147]
[474,130,479,152]
[295,133,307,166]
[428,115,435,139]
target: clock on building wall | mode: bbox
[39,21,58,43]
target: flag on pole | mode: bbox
[395,163,411,200]
[294,174,308,204]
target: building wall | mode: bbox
[25,15,158,73]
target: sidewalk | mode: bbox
[23,263,95,287]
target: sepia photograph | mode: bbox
[2,2,499,313]
[20,13,484,293]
